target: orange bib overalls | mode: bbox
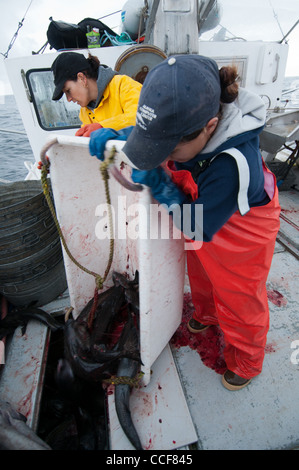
[167,151,280,379]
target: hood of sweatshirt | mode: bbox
[87,65,117,110]
[180,88,266,169]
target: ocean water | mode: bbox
[0,95,34,182]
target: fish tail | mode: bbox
[115,385,143,450]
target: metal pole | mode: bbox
[279,19,299,44]
[144,0,161,44]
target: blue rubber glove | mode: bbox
[89,126,134,161]
[131,167,187,206]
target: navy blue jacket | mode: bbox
[175,127,269,242]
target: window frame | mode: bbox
[26,67,81,131]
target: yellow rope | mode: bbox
[41,149,144,388]
[103,371,144,388]
[40,148,116,290]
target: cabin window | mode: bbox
[26,68,81,131]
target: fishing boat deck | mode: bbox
[0,166,298,450]
[172,166,299,450]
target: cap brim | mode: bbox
[123,126,181,170]
[52,82,64,101]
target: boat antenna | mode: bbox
[268,0,299,45]
[97,10,122,21]
[268,0,285,38]
[1,0,34,59]
[279,19,299,44]
[97,9,123,32]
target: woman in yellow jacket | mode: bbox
[51,51,142,136]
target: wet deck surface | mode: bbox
[172,167,299,450]
[0,167,298,450]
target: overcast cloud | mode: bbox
[0,0,124,93]
[0,0,299,95]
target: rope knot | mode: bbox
[95,275,104,290]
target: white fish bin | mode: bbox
[45,136,186,386]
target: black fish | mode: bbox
[113,271,140,315]
[55,360,97,450]
[92,310,142,364]
[0,306,63,340]
[90,285,125,345]
[112,270,139,289]
[71,271,138,345]
[55,358,83,403]
[55,359,107,450]
[64,315,142,383]
[64,319,120,382]
[74,406,98,451]
[91,344,138,364]
[124,288,139,314]
[63,272,141,385]
[67,352,119,382]
[63,285,125,372]
[64,319,92,359]
[114,313,143,450]
[75,286,118,326]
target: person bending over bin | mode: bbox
[51,51,142,136]
[88,55,281,391]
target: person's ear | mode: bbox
[205,117,219,136]
[77,72,87,86]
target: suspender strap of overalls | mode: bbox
[192,148,250,216]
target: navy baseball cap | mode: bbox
[51,52,90,101]
[123,54,221,170]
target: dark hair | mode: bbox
[180,128,204,143]
[219,65,239,104]
[84,53,100,79]
[180,65,239,143]
[67,53,100,81]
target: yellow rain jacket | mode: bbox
[79,74,142,131]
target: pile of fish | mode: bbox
[58,270,143,450]
[0,305,63,340]
[0,270,143,450]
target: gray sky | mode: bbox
[0,0,124,94]
[1,0,299,95]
